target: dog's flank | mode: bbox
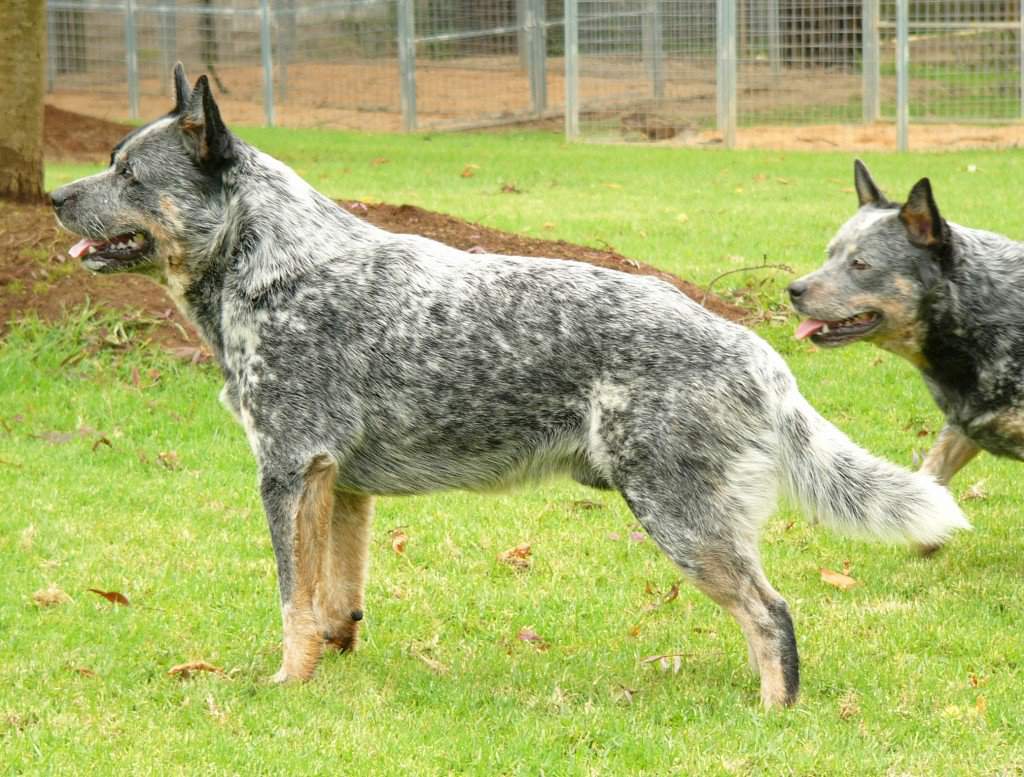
[52,66,969,709]
[791,159,1024,484]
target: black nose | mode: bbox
[787,281,808,300]
[50,187,76,209]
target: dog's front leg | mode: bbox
[920,424,979,486]
[261,454,337,683]
[320,491,373,653]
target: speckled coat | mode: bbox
[50,67,968,708]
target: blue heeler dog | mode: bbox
[791,160,1024,487]
[51,67,968,708]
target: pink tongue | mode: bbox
[69,238,105,259]
[795,319,827,340]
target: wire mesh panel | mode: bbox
[409,0,565,129]
[273,1,402,129]
[880,0,1021,122]
[575,0,717,142]
[736,0,866,127]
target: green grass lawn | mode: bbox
[4,134,1021,774]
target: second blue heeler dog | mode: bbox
[791,160,1024,486]
[51,66,968,708]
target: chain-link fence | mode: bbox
[45,0,1024,149]
[567,0,1024,148]
[45,0,567,131]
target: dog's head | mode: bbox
[51,63,234,277]
[787,160,952,360]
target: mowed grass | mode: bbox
[0,135,1018,774]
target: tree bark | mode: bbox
[0,0,46,203]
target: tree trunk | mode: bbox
[0,0,46,203]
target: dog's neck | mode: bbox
[169,141,383,366]
[917,222,1024,418]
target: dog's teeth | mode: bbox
[821,324,830,334]
[87,245,96,255]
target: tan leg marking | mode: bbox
[690,552,796,710]
[920,425,979,487]
[272,456,336,683]
[318,492,374,653]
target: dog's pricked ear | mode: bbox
[853,159,886,207]
[179,74,234,168]
[172,62,191,115]
[899,178,947,250]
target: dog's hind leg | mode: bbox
[261,453,337,683]
[320,491,374,653]
[920,424,979,487]
[619,464,797,708]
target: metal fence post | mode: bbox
[397,0,417,131]
[124,0,140,120]
[259,0,275,127]
[46,6,56,92]
[1019,7,1024,118]
[642,0,665,100]
[716,0,737,148]
[527,0,547,115]
[862,0,879,122]
[517,0,529,70]
[159,0,178,96]
[564,0,579,140]
[896,0,908,150]
[766,0,781,75]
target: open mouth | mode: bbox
[795,311,882,346]
[69,231,153,272]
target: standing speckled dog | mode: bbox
[790,160,1024,485]
[51,67,968,708]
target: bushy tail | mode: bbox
[776,391,970,549]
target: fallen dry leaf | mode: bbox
[91,436,112,452]
[500,182,521,194]
[32,583,71,607]
[975,694,988,716]
[18,524,35,550]
[414,653,449,674]
[820,567,859,591]
[157,451,180,470]
[569,499,603,511]
[497,542,531,570]
[961,480,988,501]
[838,690,860,720]
[88,588,129,606]
[73,666,98,678]
[517,626,549,651]
[371,157,390,166]
[167,661,224,679]
[166,346,212,364]
[390,528,408,555]
[460,163,480,178]
[642,653,684,674]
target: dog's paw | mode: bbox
[323,610,363,652]
[912,541,944,558]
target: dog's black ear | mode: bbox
[172,62,191,115]
[179,75,234,168]
[899,178,948,251]
[853,159,886,207]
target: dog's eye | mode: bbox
[850,258,870,270]
[119,163,133,180]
